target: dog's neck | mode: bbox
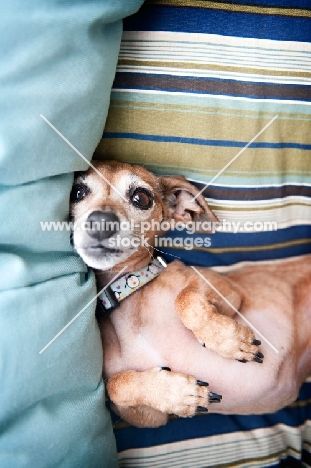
[95,246,166,314]
[95,247,156,287]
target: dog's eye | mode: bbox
[131,188,153,210]
[70,184,89,203]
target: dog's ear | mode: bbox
[159,175,218,225]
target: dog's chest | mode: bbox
[100,267,200,373]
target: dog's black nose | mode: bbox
[86,211,120,240]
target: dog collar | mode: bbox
[97,256,167,316]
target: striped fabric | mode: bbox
[97,0,311,466]
[113,380,311,467]
[98,8,311,267]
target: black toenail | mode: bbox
[196,406,208,413]
[253,356,263,363]
[197,380,209,386]
[256,352,264,359]
[161,367,171,371]
[238,359,247,363]
[209,392,222,402]
[252,339,261,345]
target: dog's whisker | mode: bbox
[148,243,182,261]
[146,247,155,261]
[142,242,155,261]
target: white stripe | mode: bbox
[117,65,311,86]
[186,178,311,188]
[120,31,311,74]
[122,31,311,53]
[215,208,311,218]
[210,199,311,228]
[213,214,311,231]
[210,196,311,208]
[119,50,311,73]
[120,44,311,63]
[119,52,311,73]
[118,422,310,467]
[121,41,311,60]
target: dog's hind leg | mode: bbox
[111,403,168,428]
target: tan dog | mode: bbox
[70,160,311,428]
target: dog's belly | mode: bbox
[101,257,311,415]
[102,293,203,375]
[102,285,301,415]
[103,303,297,414]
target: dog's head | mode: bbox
[70,160,217,270]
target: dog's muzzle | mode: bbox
[86,210,120,241]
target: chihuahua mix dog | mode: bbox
[70,160,311,428]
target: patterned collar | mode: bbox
[97,256,167,316]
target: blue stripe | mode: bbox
[302,448,311,466]
[113,383,311,450]
[165,225,311,248]
[229,0,311,6]
[123,5,311,42]
[163,242,311,267]
[159,226,311,267]
[103,132,311,150]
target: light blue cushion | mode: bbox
[0,0,143,466]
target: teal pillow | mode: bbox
[0,0,143,466]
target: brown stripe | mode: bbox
[199,185,311,201]
[147,0,311,19]
[97,140,311,182]
[105,104,310,145]
[113,73,311,102]
[288,397,311,408]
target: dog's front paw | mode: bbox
[107,368,222,419]
[175,287,263,364]
[152,368,221,417]
[203,319,264,363]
